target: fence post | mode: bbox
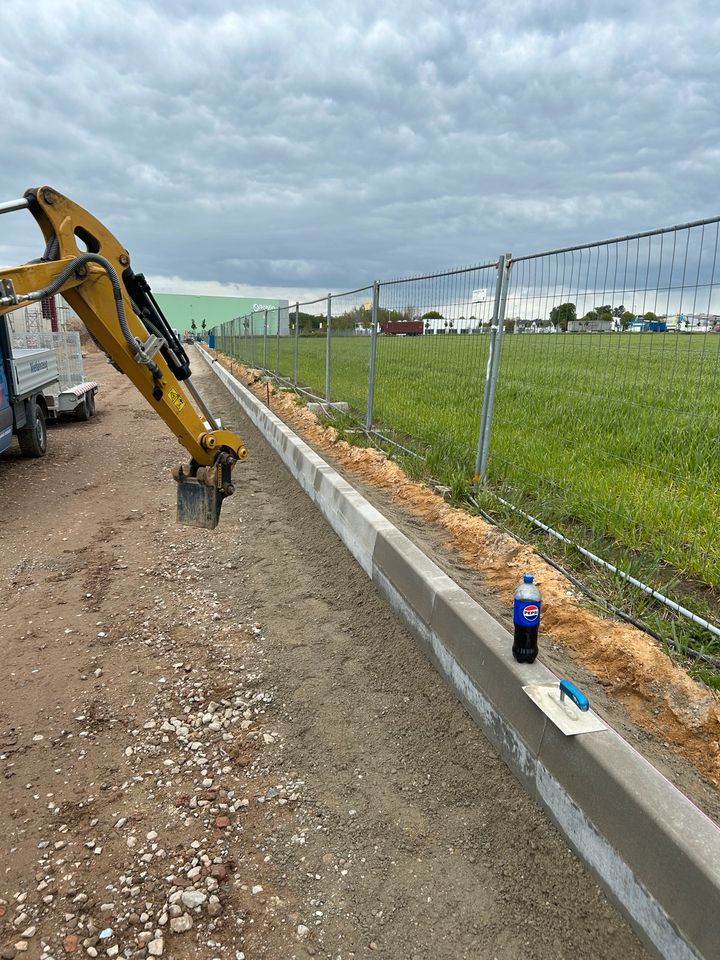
[263,309,268,369]
[325,293,332,402]
[293,302,300,385]
[365,280,380,430]
[475,253,511,483]
[274,308,280,374]
[250,312,255,366]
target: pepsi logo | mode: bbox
[523,604,539,621]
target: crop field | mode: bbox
[225,331,720,593]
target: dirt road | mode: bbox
[0,351,648,960]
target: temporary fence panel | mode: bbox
[371,262,499,465]
[205,214,720,624]
[295,297,328,399]
[275,304,294,381]
[484,220,720,589]
[326,285,374,414]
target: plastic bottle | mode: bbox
[512,573,541,663]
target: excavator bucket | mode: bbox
[174,456,234,529]
[176,475,225,529]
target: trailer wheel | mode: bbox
[18,400,48,458]
[74,393,92,421]
[87,390,96,417]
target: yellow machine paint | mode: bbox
[0,187,246,528]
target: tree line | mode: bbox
[549,303,657,330]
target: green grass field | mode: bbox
[222,330,720,595]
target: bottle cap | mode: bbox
[523,573,534,583]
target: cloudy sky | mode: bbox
[1,0,717,302]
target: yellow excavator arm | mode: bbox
[0,186,246,528]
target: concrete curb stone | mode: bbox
[199,348,720,960]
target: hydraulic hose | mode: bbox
[10,252,149,362]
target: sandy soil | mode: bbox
[211,352,720,815]
[0,352,650,960]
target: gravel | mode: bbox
[0,353,650,960]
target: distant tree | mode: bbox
[549,302,576,331]
[332,309,361,331]
[201,318,206,332]
[620,310,634,329]
[612,305,626,318]
[644,311,658,321]
[421,310,443,320]
[296,311,323,332]
[191,319,197,331]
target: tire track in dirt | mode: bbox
[0,351,648,960]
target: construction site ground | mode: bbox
[0,351,652,960]
[219,358,719,820]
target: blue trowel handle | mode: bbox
[559,679,589,712]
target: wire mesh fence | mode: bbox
[327,285,374,411]
[290,296,325,398]
[210,215,720,632]
[491,222,720,589]
[372,262,498,463]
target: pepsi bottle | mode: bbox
[513,573,541,663]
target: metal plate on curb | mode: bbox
[523,683,607,736]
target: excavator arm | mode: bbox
[0,186,246,528]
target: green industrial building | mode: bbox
[154,293,290,336]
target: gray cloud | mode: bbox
[1,0,717,300]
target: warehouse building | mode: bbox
[154,293,290,336]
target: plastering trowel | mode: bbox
[523,679,607,736]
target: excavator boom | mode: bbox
[0,187,246,528]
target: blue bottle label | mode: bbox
[514,599,541,627]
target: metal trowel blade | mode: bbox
[523,683,607,736]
